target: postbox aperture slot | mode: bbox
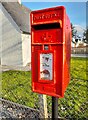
[32,23,61,30]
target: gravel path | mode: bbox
[0,98,39,119]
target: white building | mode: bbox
[0,2,31,67]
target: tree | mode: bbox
[71,23,78,45]
[83,29,88,43]
[71,23,77,39]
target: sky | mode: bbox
[22,2,86,28]
[22,2,86,37]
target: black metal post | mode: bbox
[52,97,58,120]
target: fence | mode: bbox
[1,58,88,119]
[71,47,88,54]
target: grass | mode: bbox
[70,57,87,80]
[1,71,38,108]
[1,57,88,119]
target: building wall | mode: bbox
[0,3,23,66]
[0,4,2,65]
[21,34,31,66]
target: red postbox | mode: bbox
[30,6,71,98]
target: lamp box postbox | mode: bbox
[30,6,71,98]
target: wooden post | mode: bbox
[38,94,48,118]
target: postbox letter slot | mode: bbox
[32,23,61,30]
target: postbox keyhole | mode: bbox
[44,45,49,50]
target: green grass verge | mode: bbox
[1,71,38,108]
[71,57,87,80]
